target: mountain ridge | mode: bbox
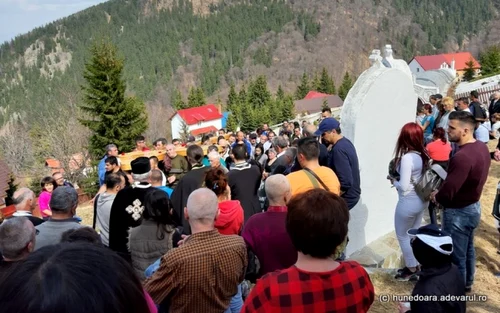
[0,0,498,127]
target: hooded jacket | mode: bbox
[95,192,117,246]
[215,200,244,235]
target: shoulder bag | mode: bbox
[303,168,331,192]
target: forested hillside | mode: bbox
[0,0,498,126]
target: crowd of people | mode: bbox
[0,90,498,312]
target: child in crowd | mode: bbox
[38,176,57,219]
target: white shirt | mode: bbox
[393,152,424,197]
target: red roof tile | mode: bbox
[177,104,223,126]
[443,52,480,70]
[190,126,218,136]
[413,52,480,71]
[304,91,332,100]
[413,55,448,71]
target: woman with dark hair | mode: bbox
[389,122,429,281]
[0,243,157,313]
[205,169,244,235]
[254,144,268,168]
[419,103,435,144]
[242,189,374,312]
[129,189,181,280]
[263,148,278,175]
[38,176,58,219]
[426,127,451,169]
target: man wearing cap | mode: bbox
[108,157,155,261]
[398,224,465,313]
[316,118,361,210]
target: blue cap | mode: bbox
[314,118,340,136]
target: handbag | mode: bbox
[303,168,331,192]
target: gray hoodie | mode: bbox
[95,192,117,246]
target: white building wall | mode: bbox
[408,59,424,74]
[171,114,222,139]
[171,114,183,139]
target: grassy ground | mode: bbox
[77,146,500,312]
[368,142,500,313]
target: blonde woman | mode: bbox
[437,96,455,133]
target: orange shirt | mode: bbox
[426,140,451,161]
[286,166,341,197]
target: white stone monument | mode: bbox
[341,49,417,260]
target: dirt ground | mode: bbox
[77,145,500,312]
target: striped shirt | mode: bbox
[143,229,247,313]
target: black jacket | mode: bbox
[410,264,466,313]
[290,143,329,172]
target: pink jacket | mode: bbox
[38,191,52,218]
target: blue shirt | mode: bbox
[231,140,253,158]
[328,137,361,209]
[156,186,173,198]
[421,115,435,137]
[98,156,108,186]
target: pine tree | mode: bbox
[172,89,186,110]
[248,75,271,108]
[338,71,354,101]
[295,72,310,100]
[276,84,285,101]
[187,88,195,107]
[195,87,206,106]
[463,59,476,81]
[238,85,248,104]
[226,111,239,132]
[227,83,238,107]
[319,67,336,94]
[79,40,148,157]
[240,102,258,132]
[312,72,321,91]
[281,95,296,120]
[479,45,500,76]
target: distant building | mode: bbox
[408,52,480,78]
[294,91,344,117]
[170,104,223,139]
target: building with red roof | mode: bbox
[294,91,344,116]
[170,104,223,139]
[409,52,480,78]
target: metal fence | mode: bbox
[454,85,500,104]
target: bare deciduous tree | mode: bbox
[145,86,176,142]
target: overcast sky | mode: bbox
[0,0,108,43]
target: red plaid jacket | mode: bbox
[242,260,374,313]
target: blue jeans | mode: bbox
[224,283,243,313]
[442,202,481,287]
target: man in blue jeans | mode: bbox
[432,111,491,292]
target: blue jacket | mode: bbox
[328,137,361,209]
[231,140,253,158]
[98,156,108,186]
